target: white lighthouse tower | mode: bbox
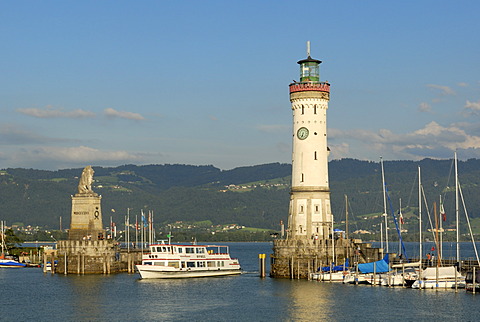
[287,41,333,241]
[271,44,380,278]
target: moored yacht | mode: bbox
[136,242,241,279]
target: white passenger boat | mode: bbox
[136,242,241,279]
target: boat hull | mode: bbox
[412,279,466,289]
[0,259,26,268]
[136,265,241,279]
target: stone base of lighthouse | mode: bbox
[270,238,382,279]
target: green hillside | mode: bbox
[1,158,480,239]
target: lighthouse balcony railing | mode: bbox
[289,82,330,93]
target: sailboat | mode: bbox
[343,254,390,285]
[0,221,26,268]
[412,153,465,289]
[314,195,351,282]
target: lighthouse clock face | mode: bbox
[297,127,309,140]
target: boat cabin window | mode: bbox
[168,261,179,268]
[218,261,224,267]
[186,247,195,254]
[144,262,153,265]
[163,246,168,252]
[178,248,183,253]
[207,261,215,268]
[186,262,196,268]
[198,261,206,268]
[181,261,186,268]
[154,261,166,266]
[196,248,205,254]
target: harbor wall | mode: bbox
[270,238,382,279]
[51,240,142,274]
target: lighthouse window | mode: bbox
[301,173,304,182]
[314,106,317,114]
[301,106,304,115]
[314,151,317,160]
[300,206,304,213]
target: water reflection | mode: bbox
[282,280,333,321]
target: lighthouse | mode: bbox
[270,42,337,278]
[288,41,332,241]
[270,43,382,278]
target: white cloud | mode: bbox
[16,106,95,119]
[5,146,149,169]
[418,102,432,113]
[329,121,480,160]
[0,124,76,145]
[104,108,145,120]
[465,100,480,112]
[426,84,456,96]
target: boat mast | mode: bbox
[455,152,460,264]
[398,198,402,257]
[434,201,441,267]
[439,195,444,261]
[381,157,389,254]
[418,166,422,264]
[1,220,5,255]
[345,194,349,260]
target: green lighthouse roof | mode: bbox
[297,56,322,65]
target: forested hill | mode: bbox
[1,158,480,233]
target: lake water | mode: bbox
[2,242,480,321]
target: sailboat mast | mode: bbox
[434,201,441,267]
[345,195,349,239]
[345,194,349,261]
[439,195,443,261]
[418,166,422,263]
[1,220,5,255]
[455,152,460,264]
[398,198,402,256]
[381,157,389,253]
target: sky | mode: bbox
[1,1,480,171]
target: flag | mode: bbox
[440,203,446,222]
[399,212,404,225]
[141,210,148,227]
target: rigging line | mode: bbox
[384,185,409,261]
[458,180,480,266]
[406,170,418,209]
[421,185,438,246]
[439,157,455,214]
[347,199,360,234]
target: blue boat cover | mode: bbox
[321,258,350,272]
[357,254,390,273]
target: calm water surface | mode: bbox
[1,242,479,321]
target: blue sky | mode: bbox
[1,1,480,170]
